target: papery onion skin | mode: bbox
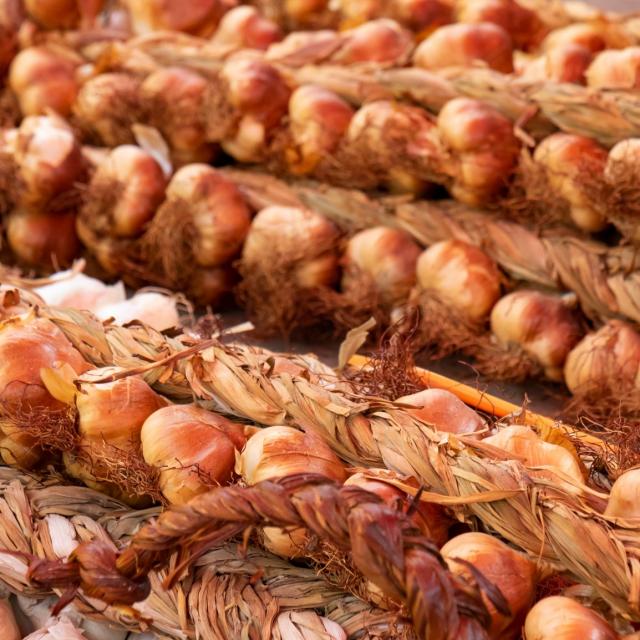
[416,239,502,322]
[586,47,640,90]
[165,164,252,267]
[605,468,640,519]
[442,532,537,639]
[9,46,79,116]
[395,388,486,435]
[0,317,90,468]
[564,320,640,396]
[523,596,618,640]
[141,404,251,505]
[6,209,81,269]
[342,226,421,307]
[490,291,584,381]
[413,22,513,73]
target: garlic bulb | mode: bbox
[6,209,81,269]
[335,19,413,65]
[0,316,89,467]
[490,291,584,381]
[413,22,513,73]
[210,6,282,51]
[605,469,640,520]
[274,611,347,640]
[456,0,547,51]
[0,599,19,640]
[519,44,593,84]
[95,292,180,332]
[241,206,340,289]
[416,240,501,322]
[238,426,347,485]
[483,425,584,483]
[523,596,618,640]
[287,85,354,173]
[342,227,421,307]
[532,133,608,232]
[586,47,640,90]
[437,98,519,206]
[396,388,486,436]
[123,0,230,36]
[164,164,252,267]
[442,532,537,639]
[34,271,126,312]
[73,73,141,147]
[218,56,291,162]
[24,616,87,640]
[564,320,640,397]
[9,46,79,116]
[345,471,450,546]
[141,67,211,164]
[9,115,84,208]
[86,145,166,238]
[141,404,251,504]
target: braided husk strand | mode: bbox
[0,466,412,640]
[28,474,493,640]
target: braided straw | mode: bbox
[0,466,410,639]
[24,304,640,621]
[28,474,493,640]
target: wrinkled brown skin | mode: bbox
[29,474,492,640]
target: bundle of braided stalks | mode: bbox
[2,300,638,628]
[0,466,411,639]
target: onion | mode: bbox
[519,44,593,84]
[73,73,141,147]
[6,208,81,270]
[9,46,79,117]
[523,596,618,640]
[342,226,421,307]
[437,97,519,206]
[416,239,502,322]
[0,0,24,74]
[334,19,414,65]
[442,532,537,639]
[24,0,83,29]
[490,291,584,381]
[188,266,237,306]
[605,468,640,520]
[540,22,630,53]
[210,6,282,51]
[413,22,513,72]
[586,47,640,90]
[532,133,608,232]
[396,388,486,435]
[282,0,329,26]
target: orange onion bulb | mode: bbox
[9,115,84,208]
[8,46,80,116]
[73,73,141,147]
[442,532,537,639]
[388,0,453,33]
[218,56,291,162]
[586,47,640,90]
[490,291,584,381]
[86,145,166,238]
[141,404,252,504]
[122,0,231,36]
[523,596,618,640]
[164,164,252,267]
[437,97,519,206]
[541,22,630,54]
[519,43,593,84]
[241,206,340,289]
[605,468,640,520]
[342,226,421,307]
[335,19,414,65]
[287,84,354,174]
[395,388,486,435]
[140,67,212,165]
[283,0,329,25]
[532,133,608,232]
[0,316,90,468]
[210,6,282,50]
[23,0,86,29]
[564,320,640,397]
[416,239,502,322]
[413,22,513,73]
[457,0,547,51]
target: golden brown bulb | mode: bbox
[416,239,502,322]
[605,468,640,520]
[541,22,630,54]
[210,6,282,51]
[342,227,421,307]
[413,22,514,73]
[490,291,584,381]
[586,47,640,90]
[142,404,251,504]
[519,44,593,84]
[334,19,414,65]
[442,532,537,639]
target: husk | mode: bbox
[0,466,407,640]
[602,161,640,246]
